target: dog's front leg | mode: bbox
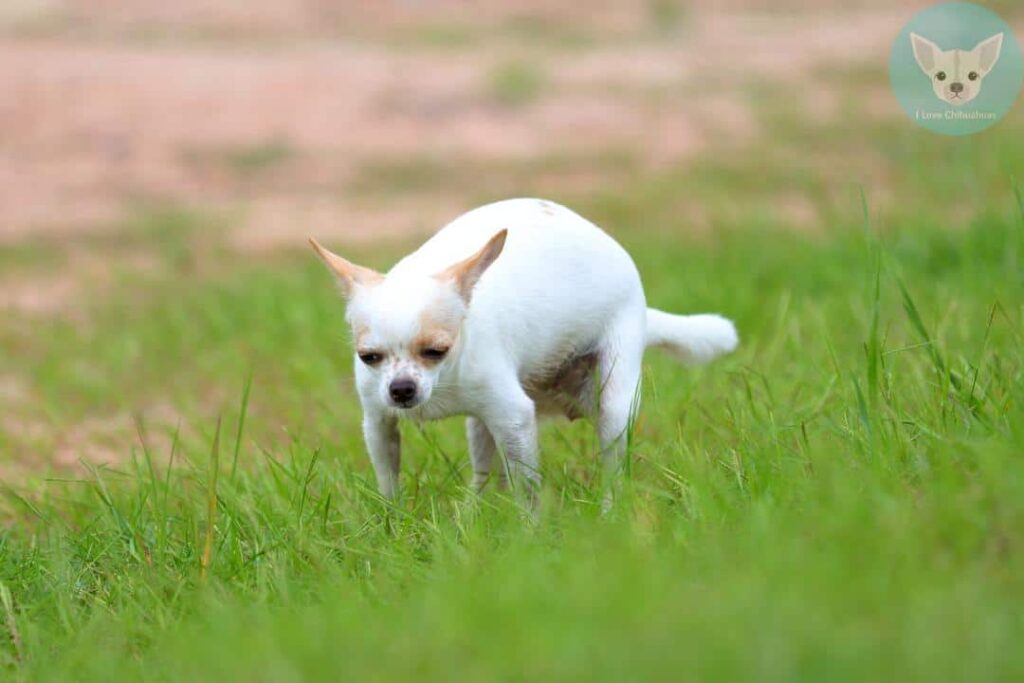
[480,389,540,502]
[363,411,401,499]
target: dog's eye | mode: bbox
[421,347,449,361]
[358,351,384,366]
[968,71,979,81]
[935,71,946,81]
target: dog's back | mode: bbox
[392,198,647,381]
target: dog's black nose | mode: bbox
[950,82,964,93]
[389,378,418,404]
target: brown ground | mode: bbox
[1,1,923,254]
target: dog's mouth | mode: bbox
[945,91,973,107]
[390,398,423,410]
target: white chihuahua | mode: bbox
[911,32,1004,106]
[310,198,737,500]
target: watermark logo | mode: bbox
[890,2,1023,135]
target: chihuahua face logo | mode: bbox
[911,32,1004,105]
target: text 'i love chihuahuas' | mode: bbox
[310,198,738,505]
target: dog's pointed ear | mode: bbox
[910,33,940,74]
[309,238,383,299]
[437,229,507,302]
[974,33,1004,76]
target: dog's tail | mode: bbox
[645,309,739,365]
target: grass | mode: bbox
[345,150,640,200]
[3,47,1024,676]
[486,60,548,107]
[1,180,1023,679]
[221,141,294,176]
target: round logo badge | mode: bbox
[890,2,1023,135]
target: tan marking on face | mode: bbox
[413,309,459,367]
[352,324,373,353]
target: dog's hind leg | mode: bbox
[594,319,645,507]
[466,417,508,492]
[597,356,642,477]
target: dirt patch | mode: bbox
[0,248,163,316]
[234,196,467,253]
[1,277,78,315]
[1,386,219,476]
[0,4,917,257]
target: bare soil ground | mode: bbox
[1,2,918,254]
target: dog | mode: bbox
[910,32,1004,106]
[310,198,737,501]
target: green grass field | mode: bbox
[3,109,1024,680]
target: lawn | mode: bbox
[2,66,1024,683]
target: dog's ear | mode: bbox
[974,33,1004,76]
[437,229,508,302]
[309,238,383,299]
[910,33,940,74]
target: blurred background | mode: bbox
[1,0,1022,474]
[7,0,1021,255]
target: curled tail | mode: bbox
[645,309,739,365]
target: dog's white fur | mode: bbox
[911,32,1004,106]
[311,198,737,499]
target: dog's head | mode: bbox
[911,32,1004,106]
[310,229,507,411]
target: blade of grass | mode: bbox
[297,449,320,530]
[230,373,253,480]
[897,278,946,378]
[861,187,883,406]
[200,415,222,581]
[0,582,23,665]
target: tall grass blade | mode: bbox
[230,373,253,480]
[861,187,883,405]
[853,378,872,443]
[897,279,946,377]
[0,582,23,665]
[200,415,222,581]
